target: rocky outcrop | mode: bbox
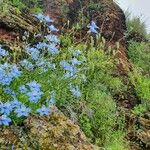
[127,113,150,150]
[0,107,93,150]
[0,5,43,44]
[0,0,129,74]
[43,0,129,74]
[127,31,148,43]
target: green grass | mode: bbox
[128,40,150,115]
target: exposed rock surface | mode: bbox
[127,112,150,150]
[0,0,129,74]
[43,0,129,76]
[0,5,43,44]
[127,31,148,43]
[0,107,93,150]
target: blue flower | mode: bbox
[0,45,8,57]
[34,13,44,21]
[20,59,34,70]
[91,21,99,29]
[72,50,82,56]
[35,57,56,71]
[45,35,60,44]
[15,105,31,117]
[48,25,59,32]
[89,26,98,34]
[10,65,22,77]
[26,47,40,60]
[60,60,72,71]
[27,81,41,91]
[60,60,78,78]
[27,90,43,103]
[36,105,50,116]
[88,21,99,34]
[0,102,12,115]
[0,63,21,86]
[10,99,22,109]
[70,85,81,98]
[47,44,59,55]
[36,42,48,49]
[64,67,77,78]
[34,14,53,23]
[44,15,54,23]
[0,115,11,126]
[26,81,43,103]
[70,58,82,66]
[19,85,28,94]
[36,58,46,67]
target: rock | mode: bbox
[127,31,148,43]
[0,107,93,150]
[0,4,43,44]
[127,112,150,150]
[136,113,150,148]
[137,130,150,147]
[43,0,129,75]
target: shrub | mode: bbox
[129,68,150,111]
[128,41,150,74]
[126,14,147,37]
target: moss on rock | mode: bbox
[0,107,93,150]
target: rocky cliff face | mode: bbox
[0,1,149,150]
[43,0,129,74]
[0,0,129,74]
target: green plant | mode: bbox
[128,40,150,110]
[105,131,128,150]
[59,32,127,148]
[129,68,150,107]
[133,104,147,116]
[88,0,102,11]
[128,41,150,74]
[126,14,147,37]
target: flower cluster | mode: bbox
[20,59,34,70]
[0,63,21,86]
[34,14,53,23]
[0,85,55,126]
[34,13,59,32]
[60,56,82,78]
[0,14,87,126]
[20,81,43,103]
[69,85,81,98]
[0,99,30,126]
[26,47,40,60]
[21,15,59,73]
